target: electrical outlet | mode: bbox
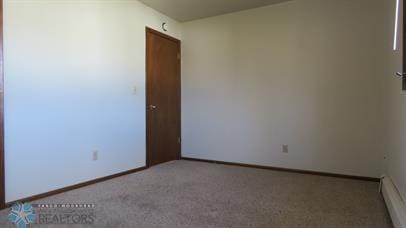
[92,150,98,161]
[282,145,289,153]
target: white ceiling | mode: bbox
[138,0,292,22]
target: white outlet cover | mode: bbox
[282,145,289,153]
[93,151,98,160]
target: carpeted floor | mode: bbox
[0,160,392,227]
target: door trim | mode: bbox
[402,0,406,90]
[146,27,180,44]
[145,27,181,167]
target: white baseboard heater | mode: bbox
[382,177,406,228]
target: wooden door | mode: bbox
[403,0,406,90]
[397,0,406,90]
[146,28,181,167]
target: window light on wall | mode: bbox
[394,0,400,51]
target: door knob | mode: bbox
[396,72,406,78]
[149,105,157,110]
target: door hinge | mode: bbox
[177,53,181,60]
[178,137,181,144]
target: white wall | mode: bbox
[181,0,385,178]
[4,0,181,202]
[4,0,394,203]
[383,0,406,202]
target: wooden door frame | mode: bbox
[145,27,181,167]
[0,0,5,209]
[402,0,406,90]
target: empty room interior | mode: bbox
[0,0,405,227]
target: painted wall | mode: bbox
[181,0,385,178]
[4,0,181,202]
[383,0,406,202]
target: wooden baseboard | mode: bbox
[2,158,379,210]
[4,166,147,209]
[182,157,380,182]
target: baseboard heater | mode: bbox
[382,177,406,228]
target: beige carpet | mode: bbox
[0,160,392,227]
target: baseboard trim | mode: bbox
[182,157,380,182]
[382,177,406,228]
[4,166,147,209]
